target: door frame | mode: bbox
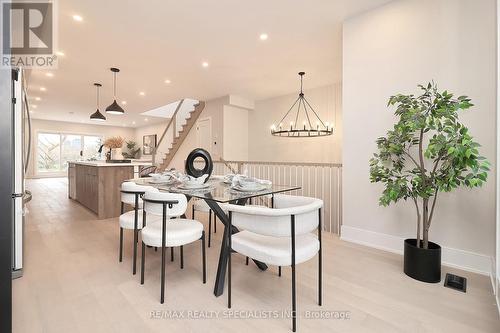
[196,116,212,152]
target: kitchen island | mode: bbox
[68,161,151,219]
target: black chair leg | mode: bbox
[245,256,249,265]
[161,246,166,304]
[279,266,282,277]
[214,214,217,234]
[180,246,184,269]
[208,210,212,248]
[171,247,174,262]
[141,241,145,284]
[119,227,123,262]
[228,211,232,309]
[202,231,206,283]
[291,215,297,332]
[133,229,138,275]
[318,208,322,306]
[192,204,195,219]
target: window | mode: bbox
[36,132,103,174]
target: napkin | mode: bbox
[178,174,208,184]
[231,175,272,188]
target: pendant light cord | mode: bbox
[96,85,99,108]
[113,72,117,99]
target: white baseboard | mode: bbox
[340,225,492,276]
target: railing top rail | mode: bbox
[155,99,185,153]
[214,159,342,168]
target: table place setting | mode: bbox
[229,174,272,193]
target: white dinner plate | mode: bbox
[148,178,175,185]
[177,183,211,190]
[232,184,266,192]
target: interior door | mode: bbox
[196,118,212,153]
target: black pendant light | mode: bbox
[271,72,333,137]
[90,83,106,121]
[105,67,125,115]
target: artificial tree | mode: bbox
[369,82,490,249]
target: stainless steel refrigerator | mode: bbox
[11,68,32,279]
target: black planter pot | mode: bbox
[403,238,441,283]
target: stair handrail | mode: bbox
[152,99,185,165]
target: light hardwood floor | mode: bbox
[13,178,500,333]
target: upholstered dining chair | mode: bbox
[225,194,323,332]
[141,191,207,304]
[120,182,161,274]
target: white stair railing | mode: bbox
[151,99,200,166]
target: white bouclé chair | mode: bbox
[119,182,161,275]
[225,194,323,332]
[141,191,206,304]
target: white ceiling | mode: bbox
[27,0,391,128]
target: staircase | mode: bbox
[153,99,205,170]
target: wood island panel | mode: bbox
[69,162,138,219]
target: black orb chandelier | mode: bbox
[271,72,333,137]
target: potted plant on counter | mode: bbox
[104,136,124,160]
[369,82,490,283]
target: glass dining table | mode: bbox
[132,176,301,297]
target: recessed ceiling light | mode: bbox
[29,110,34,114]
[144,118,148,122]
[72,14,83,22]
[164,79,171,84]
[35,97,41,101]
[45,72,54,77]
[40,87,46,91]
[32,105,37,108]
[56,51,65,56]
[259,33,268,41]
[121,101,127,105]
[202,61,209,68]
[132,121,136,125]
[139,92,145,96]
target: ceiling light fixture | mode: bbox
[164,79,171,84]
[72,14,83,22]
[121,101,127,105]
[45,73,54,77]
[139,91,145,96]
[271,72,333,137]
[144,118,148,122]
[32,105,37,108]
[90,83,106,121]
[259,33,268,41]
[40,87,46,91]
[105,67,125,115]
[56,51,65,56]
[35,97,41,101]
[202,61,209,68]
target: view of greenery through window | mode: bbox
[37,132,102,173]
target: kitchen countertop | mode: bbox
[69,160,152,167]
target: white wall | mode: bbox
[134,121,170,160]
[342,0,497,274]
[249,83,342,163]
[223,105,249,161]
[27,119,135,178]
